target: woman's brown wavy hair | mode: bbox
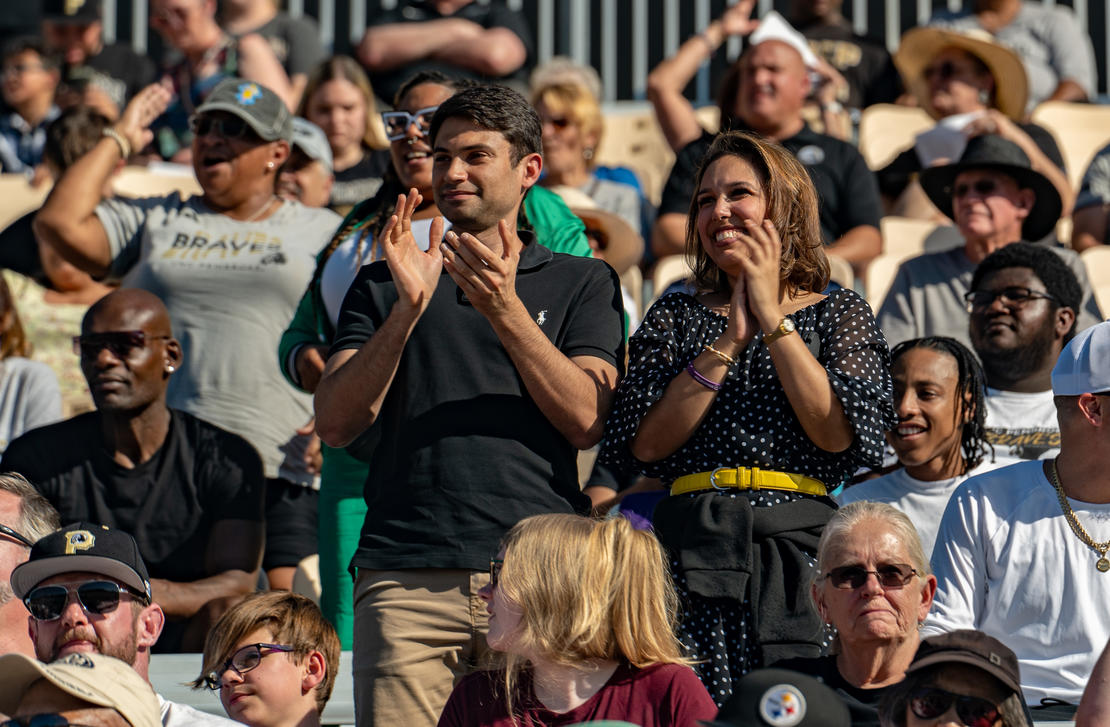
[685,131,829,296]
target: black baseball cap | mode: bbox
[702,668,850,727]
[10,523,151,601]
[43,0,102,24]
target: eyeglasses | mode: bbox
[24,580,148,622]
[963,286,1057,311]
[1,715,100,727]
[189,114,255,140]
[72,330,171,360]
[489,558,503,589]
[203,643,295,690]
[0,522,33,548]
[910,687,1002,727]
[382,106,439,141]
[824,563,920,590]
[952,179,1003,198]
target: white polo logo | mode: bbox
[64,530,95,554]
[536,310,547,325]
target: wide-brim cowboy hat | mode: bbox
[919,134,1062,241]
[548,185,644,276]
[895,26,1028,121]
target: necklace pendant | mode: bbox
[1098,557,1110,573]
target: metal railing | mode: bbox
[95,0,1107,104]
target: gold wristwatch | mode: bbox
[762,316,796,345]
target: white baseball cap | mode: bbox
[1052,320,1110,396]
[748,11,820,70]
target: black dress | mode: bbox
[599,288,895,705]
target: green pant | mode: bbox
[317,444,369,649]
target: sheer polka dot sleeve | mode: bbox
[813,288,897,473]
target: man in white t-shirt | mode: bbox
[968,241,1081,460]
[926,320,1110,714]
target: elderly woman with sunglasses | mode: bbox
[773,502,937,727]
[277,70,594,649]
[878,27,1069,219]
[33,79,342,596]
[879,630,1031,727]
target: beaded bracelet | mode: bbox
[685,361,722,392]
[704,343,737,366]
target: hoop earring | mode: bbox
[583,147,594,161]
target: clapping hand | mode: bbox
[440,219,521,319]
[380,189,445,316]
[115,82,172,157]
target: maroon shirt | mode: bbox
[437,662,717,727]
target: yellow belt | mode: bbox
[670,467,826,497]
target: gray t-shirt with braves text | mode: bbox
[96,193,341,484]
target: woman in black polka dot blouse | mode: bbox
[599,131,895,706]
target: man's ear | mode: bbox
[136,603,165,648]
[164,338,183,374]
[1055,306,1076,340]
[301,650,326,693]
[519,152,542,190]
[1014,188,1035,221]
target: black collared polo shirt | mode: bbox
[331,232,625,571]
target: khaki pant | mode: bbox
[352,568,491,727]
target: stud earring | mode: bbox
[267,161,275,170]
[166,365,175,373]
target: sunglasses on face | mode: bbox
[1,715,101,727]
[924,60,968,82]
[543,116,572,130]
[952,179,1003,199]
[910,686,1002,727]
[382,106,440,141]
[72,330,171,360]
[964,286,1057,311]
[203,642,295,690]
[24,580,147,622]
[824,563,920,590]
[188,114,256,140]
[0,522,33,548]
[489,558,503,589]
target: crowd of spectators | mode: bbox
[0,0,1109,726]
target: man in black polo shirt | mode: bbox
[653,35,882,278]
[1,288,264,652]
[314,84,624,727]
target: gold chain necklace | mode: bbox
[1049,459,1110,572]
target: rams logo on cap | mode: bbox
[759,684,807,727]
[65,0,88,15]
[64,530,95,555]
[60,652,96,669]
[236,83,262,105]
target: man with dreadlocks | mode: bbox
[967,242,1082,461]
[837,337,1002,558]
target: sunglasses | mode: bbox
[910,687,1002,727]
[72,330,171,360]
[203,642,295,690]
[924,60,968,81]
[24,580,147,622]
[0,522,33,548]
[189,114,256,140]
[964,286,1057,311]
[489,558,503,589]
[1,716,101,727]
[824,563,920,590]
[382,106,439,141]
[543,116,572,130]
[952,179,1003,198]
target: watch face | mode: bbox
[783,318,796,333]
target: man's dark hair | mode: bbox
[44,106,111,173]
[969,242,1082,340]
[2,36,61,71]
[428,84,542,165]
[890,337,993,473]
